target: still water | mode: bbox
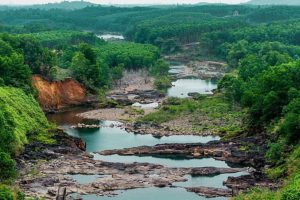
[167,62,218,98]
[174,172,249,189]
[69,188,227,200]
[93,154,229,168]
[47,108,233,200]
[97,34,124,41]
[48,111,220,152]
[167,79,218,98]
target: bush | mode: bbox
[162,97,184,105]
[266,142,285,165]
[0,186,25,200]
[154,76,172,89]
[281,175,300,200]
[233,187,277,200]
[0,186,14,200]
[0,151,16,181]
[279,113,300,145]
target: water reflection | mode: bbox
[167,79,218,98]
[97,34,124,41]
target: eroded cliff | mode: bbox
[32,75,87,111]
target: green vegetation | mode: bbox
[0,185,25,200]
[0,33,56,89]
[140,95,244,135]
[26,31,100,48]
[234,174,300,200]
[58,41,161,90]
[150,59,172,89]
[0,152,16,182]
[0,87,52,155]
[96,42,160,70]
[0,87,52,188]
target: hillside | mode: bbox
[247,0,300,5]
[0,87,51,155]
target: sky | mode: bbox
[0,0,249,5]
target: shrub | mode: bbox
[154,76,172,89]
[279,113,300,144]
[266,142,285,165]
[281,175,300,200]
[0,151,16,181]
[233,187,277,200]
[0,186,14,200]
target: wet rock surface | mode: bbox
[186,186,232,198]
[98,137,267,168]
[166,60,226,80]
[17,130,272,199]
[187,61,226,79]
[224,173,280,193]
[123,122,208,136]
[190,167,246,176]
[107,89,165,105]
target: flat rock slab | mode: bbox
[186,186,232,198]
[98,139,266,167]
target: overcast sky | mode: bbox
[0,0,249,5]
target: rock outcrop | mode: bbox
[32,75,87,112]
[98,138,267,167]
[186,186,232,198]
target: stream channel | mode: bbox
[47,62,245,200]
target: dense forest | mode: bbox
[0,2,300,200]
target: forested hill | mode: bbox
[0,1,95,10]
[247,0,300,5]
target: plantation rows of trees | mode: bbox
[55,40,161,90]
[0,30,163,92]
[0,5,300,50]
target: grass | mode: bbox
[139,93,245,135]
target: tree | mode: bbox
[111,64,124,81]
[150,59,169,76]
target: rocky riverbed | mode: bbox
[20,60,277,200]
[98,137,267,168]
[17,129,279,200]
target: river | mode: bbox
[167,62,218,98]
[97,34,124,41]
[47,62,243,199]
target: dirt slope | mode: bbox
[32,75,87,111]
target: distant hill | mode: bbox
[247,0,300,5]
[0,1,96,10]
